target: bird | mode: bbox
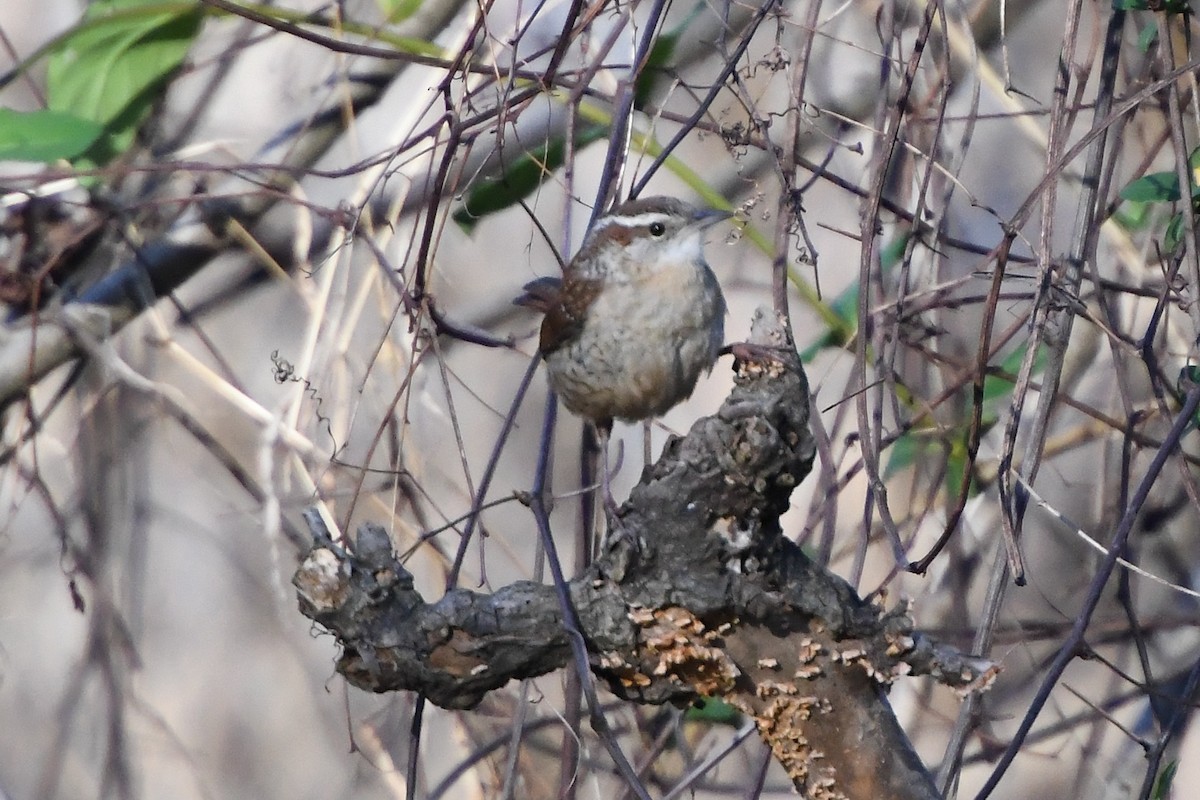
[516,195,730,522]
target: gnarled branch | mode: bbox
[294,309,995,799]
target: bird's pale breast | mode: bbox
[544,257,724,422]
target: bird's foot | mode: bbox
[721,341,791,365]
[601,489,651,559]
[599,492,629,551]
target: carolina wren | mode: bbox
[517,196,729,510]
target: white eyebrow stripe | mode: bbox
[592,212,673,230]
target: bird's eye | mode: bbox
[649,222,666,236]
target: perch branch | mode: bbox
[294,309,996,799]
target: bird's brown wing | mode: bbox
[514,274,602,357]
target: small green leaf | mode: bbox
[1115,0,1190,10]
[47,0,202,164]
[1120,171,1180,203]
[886,428,977,497]
[1138,21,1158,51]
[634,32,678,109]
[983,344,1046,404]
[685,696,742,726]
[1113,199,1150,230]
[376,0,423,23]
[885,432,920,479]
[799,281,857,360]
[982,373,1013,405]
[1178,365,1200,396]
[944,432,973,498]
[829,282,859,326]
[1152,761,1177,800]
[0,108,104,162]
[1164,212,1185,253]
[880,232,910,272]
[453,125,607,230]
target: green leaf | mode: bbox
[979,345,1047,432]
[635,2,724,110]
[885,428,977,497]
[1116,0,1191,10]
[880,231,910,272]
[1113,199,1150,231]
[1120,171,1180,203]
[1143,148,1200,200]
[634,32,678,109]
[982,353,1019,403]
[453,125,608,230]
[829,282,859,325]
[798,281,858,360]
[376,0,423,23]
[47,0,203,164]
[983,344,1046,404]
[1178,364,1200,405]
[1137,21,1158,51]
[1165,212,1185,253]
[1152,761,1177,800]
[944,432,972,498]
[884,432,920,479]
[0,108,104,162]
[684,696,742,726]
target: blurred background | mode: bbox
[2,0,1200,798]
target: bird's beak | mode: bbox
[692,208,734,228]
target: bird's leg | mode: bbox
[642,420,653,467]
[594,419,627,548]
[596,420,618,517]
